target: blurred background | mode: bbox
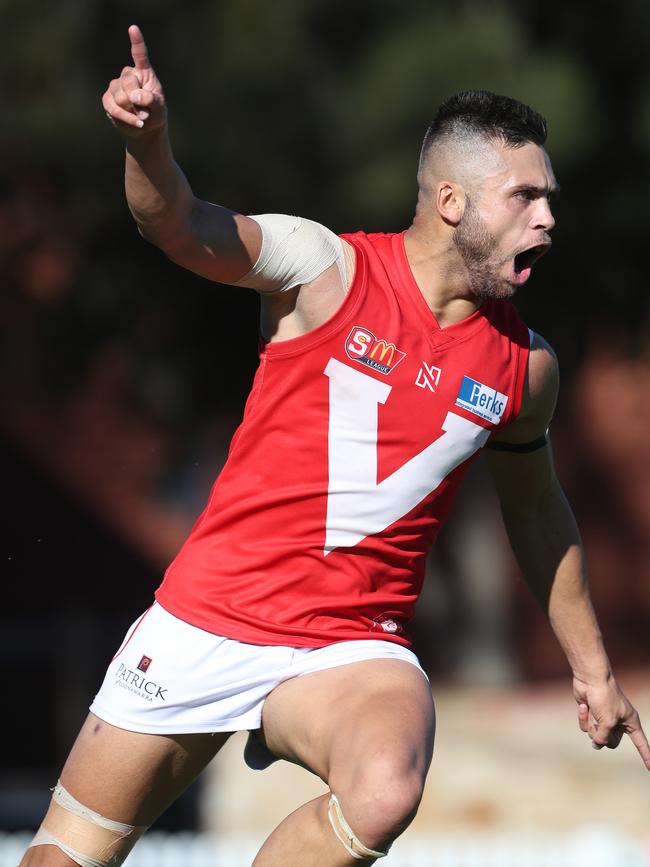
[2,0,649,863]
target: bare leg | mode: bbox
[20,711,231,866]
[252,795,354,867]
[252,659,435,866]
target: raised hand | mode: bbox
[102,25,166,137]
[574,675,650,771]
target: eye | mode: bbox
[514,189,534,201]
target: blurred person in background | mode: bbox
[21,24,649,867]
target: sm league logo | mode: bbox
[455,376,508,425]
[345,325,406,375]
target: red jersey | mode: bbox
[156,231,530,647]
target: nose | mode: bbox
[533,198,555,233]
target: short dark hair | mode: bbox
[422,90,547,154]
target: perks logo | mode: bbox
[345,326,405,375]
[455,376,508,425]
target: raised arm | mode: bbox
[102,25,262,283]
[484,333,650,771]
[101,26,354,345]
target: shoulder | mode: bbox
[526,331,559,416]
[492,330,559,445]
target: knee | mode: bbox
[358,771,424,845]
[334,760,426,851]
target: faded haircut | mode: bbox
[422,90,547,155]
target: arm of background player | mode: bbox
[484,333,650,770]
[102,24,263,284]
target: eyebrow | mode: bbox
[513,183,561,198]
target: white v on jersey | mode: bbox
[156,230,530,648]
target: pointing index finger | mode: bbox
[626,721,650,771]
[129,24,150,70]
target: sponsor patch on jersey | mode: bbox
[370,614,404,635]
[345,325,406,375]
[455,376,508,424]
[114,661,168,702]
[137,654,153,673]
[415,362,441,391]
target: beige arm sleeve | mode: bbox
[233,213,346,293]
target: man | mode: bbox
[22,24,649,867]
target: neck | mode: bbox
[403,221,483,328]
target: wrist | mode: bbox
[126,124,170,157]
[572,665,613,687]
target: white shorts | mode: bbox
[90,602,426,767]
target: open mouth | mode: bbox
[512,243,550,284]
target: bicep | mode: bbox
[485,332,561,512]
[487,330,559,449]
[162,202,263,284]
[162,207,348,295]
[484,440,558,516]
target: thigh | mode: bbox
[260,658,435,786]
[57,711,230,826]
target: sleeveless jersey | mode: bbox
[156,231,530,647]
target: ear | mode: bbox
[436,181,466,225]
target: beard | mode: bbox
[453,199,514,300]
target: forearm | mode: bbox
[546,544,611,683]
[125,129,194,249]
[488,341,649,766]
[503,484,611,683]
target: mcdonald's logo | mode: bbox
[345,325,406,374]
[371,340,399,366]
